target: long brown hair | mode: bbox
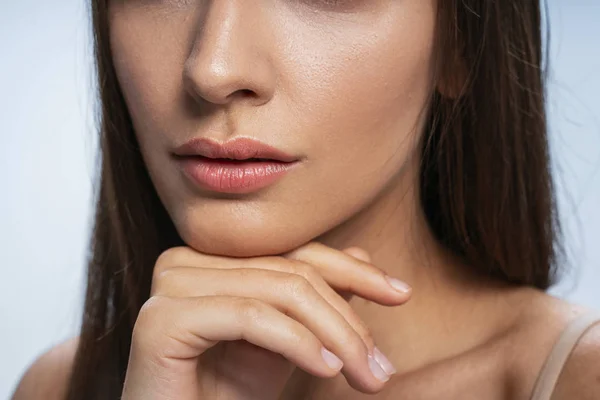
[66,1,561,398]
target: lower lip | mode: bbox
[176,156,299,194]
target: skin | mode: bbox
[10,1,600,399]
[108,0,435,258]
[104,0,600,398]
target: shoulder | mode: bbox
[503,290,599,399]
[11,336,79,400]
[551,319,600,400]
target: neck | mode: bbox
[314,159,522,374]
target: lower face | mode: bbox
[108,0,438,257]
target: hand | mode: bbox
[120,241,412,400]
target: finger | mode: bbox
[338,247,372,301]
[153,245,410,307]
[152,248,379,352]
[132,295,343,381]
[283,242,412,306]
[153,264,378,354]
[150,270,392,391]
[151,246,244,294]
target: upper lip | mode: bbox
[173,137,298,162]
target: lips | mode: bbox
[190,156,273,163]
[172,136,300,194]
[173,137,298,163]
[176,157,297,194]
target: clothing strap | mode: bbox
[530,312,600,400]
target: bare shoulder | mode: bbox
[502,289,598,399]
[551,319,600,400]
[11,336,79,400]
[510,290,600,399]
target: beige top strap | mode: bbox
[530,312,600,400]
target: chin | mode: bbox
[176,222,312,258]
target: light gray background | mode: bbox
[1,1,599,398]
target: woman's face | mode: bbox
[109,0,437,257]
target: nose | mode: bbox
[182,1,275,107]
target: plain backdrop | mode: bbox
[1,1,599,398]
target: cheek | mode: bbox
[282,7,437,215]
[109,6,190,151]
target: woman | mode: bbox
[12,0,600,399]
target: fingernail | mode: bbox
[373,346,397,375]
[368,354,390,382]
[384,275,411,293]
[321,347,343,371]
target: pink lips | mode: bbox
[172,137,300,194]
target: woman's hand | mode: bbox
[120,241,412,400]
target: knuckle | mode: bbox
[132,296,199,363]
[156,246,185,265]
[152,246,196,283]
[291,261,318,281]
[136,296,167,327]
[292,264,325,292]
[132,296,169,347]
[356,322,375,347]
[153,248,180,279]
[287,274,313,297]
[342,329,369,358]
[152,267,178,291]
[339,304,374,348]
[235,298,265,323]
